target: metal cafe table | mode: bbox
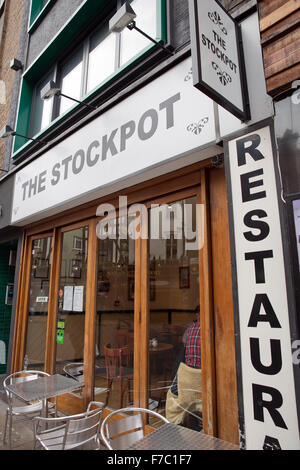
[128,423,240,451]
[5,373,83,415]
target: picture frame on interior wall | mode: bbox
[34,258,49,278]
[179,266,190,289]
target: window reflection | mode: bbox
[275,94,300,196]
[120,0,157,66]
[58,47,83,116]
[30,71,54,137]
[148,197,203,432]
[87,27,116,93]
[25,237,53,370]
[55,227,88,375]
[94,217,135,409]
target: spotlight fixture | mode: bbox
[109,1,174,55]
[10,58,23,71]
[0,125,46,144]
[41,80,97,110]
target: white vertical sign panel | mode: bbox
[227,125,300,449]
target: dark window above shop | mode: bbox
[275,90,300,197]
[13,0,167,158]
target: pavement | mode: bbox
[0,375,105,452]
[0,391,35,450]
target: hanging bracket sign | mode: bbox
[189,0,250,121]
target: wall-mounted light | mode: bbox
[41,80,97,110]
[10,58,23,71]
[109,1,174,55]
[0,125,47,144]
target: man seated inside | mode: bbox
[165,307,202,431]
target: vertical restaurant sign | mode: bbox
[189,0,249,121]
[226,125,300,450]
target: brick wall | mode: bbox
[0,0,24,174]
[0,244,15,373]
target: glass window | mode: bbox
[24,236,53,370]
[94,216,135,409]
[148,197,203,431]
[87,26,116,94]
[30,71,55,137]
[58,46,84,116]
[275,93,300,196]
[120,0,157,66]
[292,199,300,271]
[55,227,88,375]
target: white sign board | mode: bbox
[189,0,248,121]
[226,125,300,450]
[11,57,216,224]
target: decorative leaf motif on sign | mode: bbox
[184,67,193,82]
[211,62,232,86]
[187,117,209,135]
[208,11,227,35]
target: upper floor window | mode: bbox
[120,0,157,65]
[27,0,158,139]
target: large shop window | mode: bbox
[29,0,56,31]
[24,236,53,370]
[55,226,89,376]
[92,196,202,431]
[14,0,165,156]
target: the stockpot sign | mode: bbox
[189,0,248,121]
[11,57,216,224]
[226,125,300,450]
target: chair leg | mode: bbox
[105,379,112,407]
[2,409,8,444]
[8,413,12,450]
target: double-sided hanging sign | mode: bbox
[189,0,250,121]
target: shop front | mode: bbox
[8,6,299,449]
[9,51,237,441]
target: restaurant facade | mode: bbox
[0,0,299,450]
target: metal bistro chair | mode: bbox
[33,401,103,450]
[63,362,108,401]
[104,344,134,408]
[100,407,169,450]
[3,370,57,449]
[63,363,84,383]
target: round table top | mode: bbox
[149,342,173,353]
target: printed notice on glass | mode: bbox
[63,286,74,311]
[73,286,84,312]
